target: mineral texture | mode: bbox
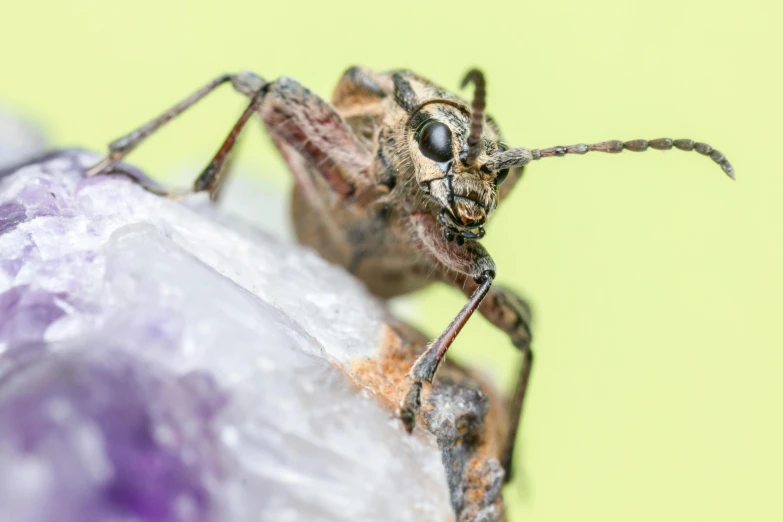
[0,149,508,522]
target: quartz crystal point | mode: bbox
[0,148,508,522]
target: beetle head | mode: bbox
[405,70,511,241]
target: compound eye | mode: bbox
[495,143,510,185]
[417,121,453,163]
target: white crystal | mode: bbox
[0,152,454,522]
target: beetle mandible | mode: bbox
[87,67,734,481]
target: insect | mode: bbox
[86,67,734,482]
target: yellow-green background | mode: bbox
[2,1,780,520]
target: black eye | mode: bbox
[417,121,453,163]
[495,143,510,185]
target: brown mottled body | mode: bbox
[285,69,508,299]
[87,65,734,490]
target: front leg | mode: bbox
[444,274,533,483]
[400,212,533,483]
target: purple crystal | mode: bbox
[0,286,66,346]
[0,150,454,522]
[0,348,222,522]
[0,201,26,235]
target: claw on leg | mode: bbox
[398,272,494,433]
[399,381,422,433]
[86,155,117,177]
[92,164,189,199]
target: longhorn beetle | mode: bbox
[87,67,734,482]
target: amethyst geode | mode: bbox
[0,150,457,521]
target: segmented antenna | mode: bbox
[460,69,486,165]
[484,138,735,179]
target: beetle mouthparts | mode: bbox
[437,210,485,243]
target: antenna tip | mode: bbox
[460,68,484,89]
[713,152,735,180]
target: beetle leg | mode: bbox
[87,73,263,180]
[258,77,374,201]
[88,72,373,203]
[188,88,267,199]
[406,271,495,387]
[444,275,534,484]
[401,211,533,483]
[195,75,376,203]
[400,212,497,423]
[111,85,266,201]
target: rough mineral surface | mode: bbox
[0,149,507,522]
